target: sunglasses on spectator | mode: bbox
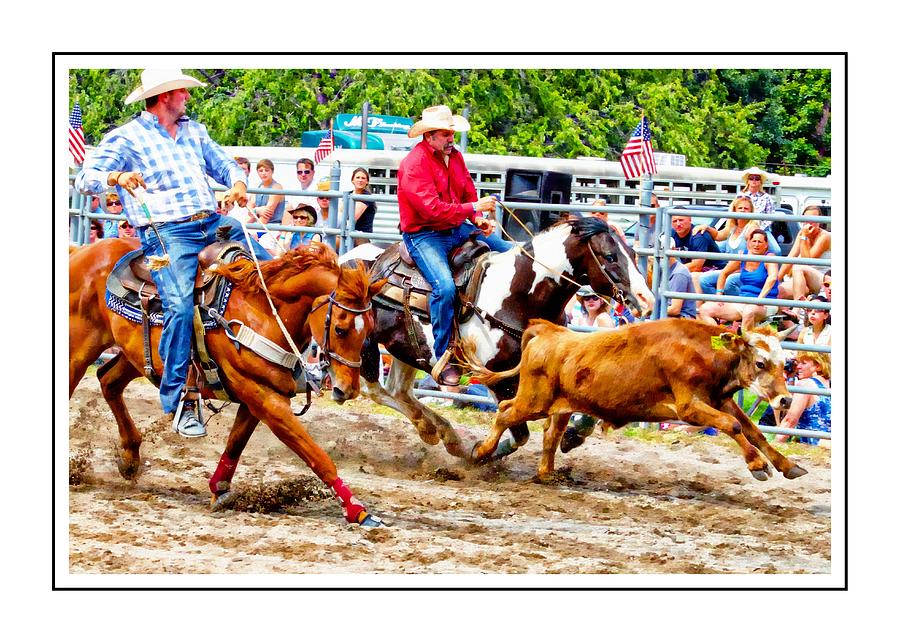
[120,222,133,229]
[823,281,832,287]
[582,295,601,302]
[108,201,122,207]
[748,175,762,181]
[297,169,313,175]
[294,215,309,221]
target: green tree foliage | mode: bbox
[69,68,830,175]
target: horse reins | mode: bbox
[494,200,627,305]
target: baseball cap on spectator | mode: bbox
[317,179,330,192]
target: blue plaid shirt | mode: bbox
[75,112,244,227]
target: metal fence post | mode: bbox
[328,162,341,252]
[638,177,653,278]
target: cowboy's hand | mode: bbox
[224,181,249,208]
[473,216,495,236]
[474,195,498,213]
[112,171,145,196]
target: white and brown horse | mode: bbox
[352,217,655,459]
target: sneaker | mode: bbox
[174,401,206,438]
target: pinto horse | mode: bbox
[69,238,387,526]
[358,217,655,459]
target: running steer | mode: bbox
[465,318,807,482]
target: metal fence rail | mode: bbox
[73,167,833,440]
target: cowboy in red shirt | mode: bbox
[398,105,514,385]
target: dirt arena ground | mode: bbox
[67,375,831,577]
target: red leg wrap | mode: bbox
[329,477,367,524]
[209,453,239,495]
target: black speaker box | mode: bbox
[501,169,572,242]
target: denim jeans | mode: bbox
[697,269,741,296]
[403,222,514,359]
[138,214,273,413]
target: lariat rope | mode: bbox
[493,200,624,303]
[239,220,306,364]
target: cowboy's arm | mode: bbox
[75,131,143,195]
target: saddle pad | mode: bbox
[105,248,234,329]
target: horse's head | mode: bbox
[306,262,387,403]
[566,218,654,318]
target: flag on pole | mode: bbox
[619,115,657,180]
[69,102,86,166]
[314,128,334,164]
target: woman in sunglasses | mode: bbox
[570,286,615,329]
[740,167,775,229]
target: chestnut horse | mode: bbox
[69,238,387,526]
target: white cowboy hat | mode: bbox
[124,69,206,105]
[741,166,768,184]
[407,105,471,138]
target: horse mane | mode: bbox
[567,216,611,240]
[334,260,373,308]
[210,242,339,296]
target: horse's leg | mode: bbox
[245,390,380,525]
[364,360,469,458]
[560,414,599,453]
[96,352,143,480]
[69,312,112,398]
[722,399,808,480]
[208,403,259,510]
[537,413,572,479]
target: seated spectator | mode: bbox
[778,204,831,301]
[247,158,285,237]
[570,287,615,329]
[671,213,725,274]
[698,229,780,332]
[797,294,831,347]
[118,219,136,239]
[691,195,758,296]
[766,351,831,447]
[665,238,698,319]
[588,198,627,241]
[260,203,323,256]
[316,178,332,223]
[820,270,832,301]
[740,167,775,228]
[88,219,104,244]
[103,192,124,238]
[349,167,378,247]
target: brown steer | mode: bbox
[465,318,806,482]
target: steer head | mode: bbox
[716,326,792,410]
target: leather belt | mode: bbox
[184,211,214,223]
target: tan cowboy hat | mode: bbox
[407,105,471,138]
[741,166,768,184]
[287,202,317,224]
[124,69,206,105]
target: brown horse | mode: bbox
[69,238,387,526]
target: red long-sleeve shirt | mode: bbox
[398,139,479,233]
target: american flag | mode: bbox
[314,129,334,164]
[69,102,86,166]
[619,116,657,180]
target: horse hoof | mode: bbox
[116,455,141,481]
[493,438,519,460]
[470,440,488,464]
[358,512,386,528]
[560,428,586,454]
[210,491,237,512]
[785,465,808,480]
[751,468,770,481]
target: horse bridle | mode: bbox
[309,292,372,369]
[586,237,628,307]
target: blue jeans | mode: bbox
[403,222,514,359]
[138,214,273,413]
[697,270,741,296]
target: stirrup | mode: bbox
[173,394,206,438]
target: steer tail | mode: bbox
[459,337,522,386]
[459,319,557,386]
